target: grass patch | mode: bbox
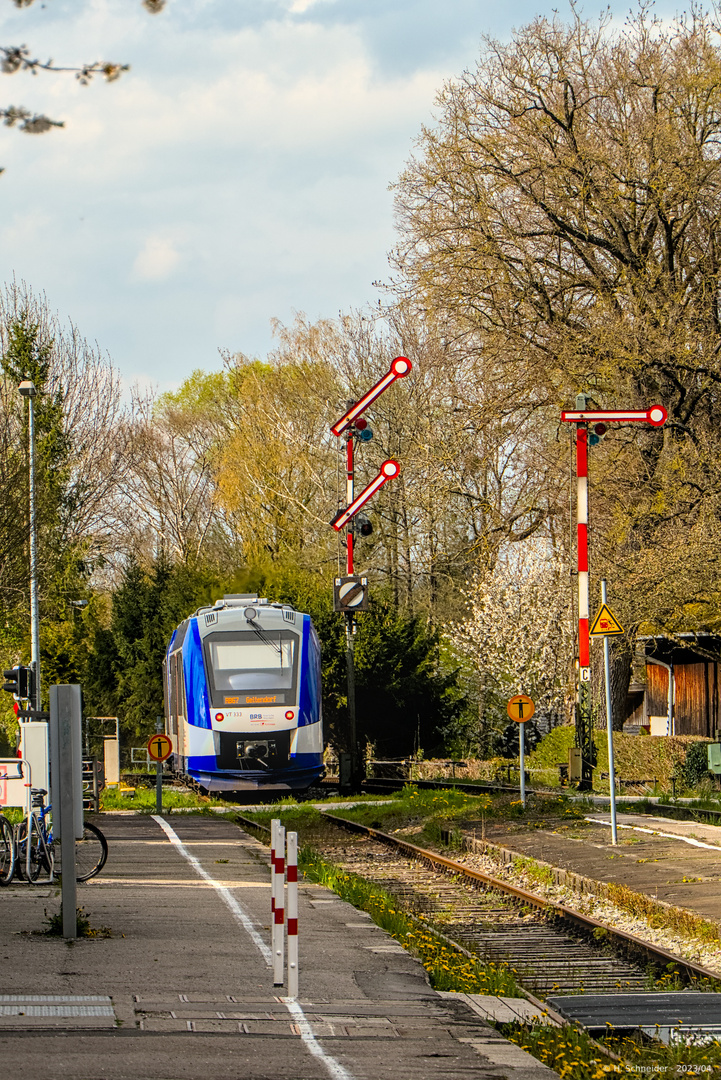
[512,856,555,889]
[502,1022,721,1078]
[500,1023,622,1079]
[237,803,325,835]
[324,785,586,845]
[100,787,227,812]
[602,881,721,946]
[299,846,521,996]
[44,906,112,938]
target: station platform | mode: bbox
[485,808,721,928]
[0,813,557,1080]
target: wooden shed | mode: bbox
[627,635,721,737]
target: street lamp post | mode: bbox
[18,381,40,712]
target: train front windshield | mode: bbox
[204,630,299,705]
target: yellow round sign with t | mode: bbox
[507,695,534,808]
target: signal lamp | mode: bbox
[589,422,608,447]
[358,427,373,442]
[354,417,367,431]
[357,513,373,537]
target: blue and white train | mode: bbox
[163,594,324,793]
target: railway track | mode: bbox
[237,809,721,1002]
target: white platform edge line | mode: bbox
[585,817,721,851]
[151,816,354,1080]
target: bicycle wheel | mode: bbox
[75,822,107,882]
[15,816,42,882]
[0,815,15,885]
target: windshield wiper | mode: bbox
[248,620,283,661]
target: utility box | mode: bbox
[568,746,582,782]
[708,744,721,775]
[20,721,49,793]
[104,737,120,785]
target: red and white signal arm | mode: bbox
[561,405,667,426]
[330,460,400,531]
[147,733,173,762]
[330,359,412,437]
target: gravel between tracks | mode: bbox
[452,844,721,975]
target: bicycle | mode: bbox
[0,813,15,885]
[15,788,108,883]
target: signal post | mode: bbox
[329,358,411,791]
[561,398,667,790]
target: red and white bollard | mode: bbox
[270,819,280,983]
[273,824,285,986]
[286,831,299,999]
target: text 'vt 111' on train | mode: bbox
[163,594,324,793]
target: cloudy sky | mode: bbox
[0,0,680,391]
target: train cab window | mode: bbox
[203,630,298,706]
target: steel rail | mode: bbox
[320,811,721,987]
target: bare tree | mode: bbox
[392,5,721,709]
[119,387,221,567]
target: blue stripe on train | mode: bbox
[186,753,322,771]
[297,614,321,729]
[184,618,211,728]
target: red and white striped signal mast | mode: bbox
[329,357,412,790]
[561,397,667,789]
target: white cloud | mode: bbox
[288,0,336,14]
[132,235,182,281]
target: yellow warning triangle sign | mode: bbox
[589,603,624,637]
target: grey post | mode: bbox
[601,580,619,844]
[344,612,360,793]
[50,685,83,939]
[155,716,163,814]
[519,721,525,808]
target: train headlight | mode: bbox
[244,606,258,621]
[285,710,294,720]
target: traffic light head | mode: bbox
[2,665,33,699]
[2,668,19,695]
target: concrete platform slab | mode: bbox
[442,992,559,1025]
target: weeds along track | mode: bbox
[239,810,720,1000]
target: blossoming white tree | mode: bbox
[450,544,575,752]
